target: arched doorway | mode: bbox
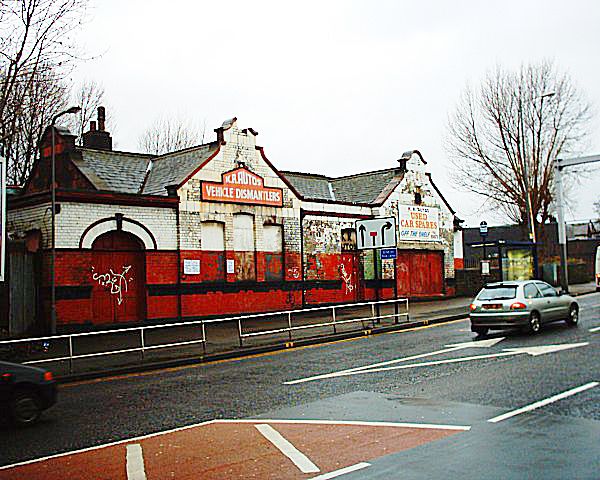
[91,231,146,324]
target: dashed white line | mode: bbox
[589,326,600,333]
[255,424,320,473]
[488,382,599,423]
[309,462,371,479]
[126,444,147,480]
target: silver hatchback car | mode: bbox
[469,280,579,336]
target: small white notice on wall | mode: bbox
[226,259,235,274]
[183,259,200,275]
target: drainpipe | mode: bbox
[167,185,182,322]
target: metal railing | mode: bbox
[0,297,409,375]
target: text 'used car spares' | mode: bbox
[201,167,283,207]
[398,205,440,241]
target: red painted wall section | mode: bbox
[46,251,94,325]
[304,253,359,305]
[146,252,178,284]
[180,251,224,283]
[284,253,302,281]
[182,290,301,318]
[145,251,178,321]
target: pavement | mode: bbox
[12,281,599,382]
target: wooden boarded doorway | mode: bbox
[91,231,146,325]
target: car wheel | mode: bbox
[11,390,41,426]
[472,327,489,337]
[565,305,578,327]
[527,312,541,334]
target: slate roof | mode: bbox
[281,168,404,205]
[74,149,153,194]
[280,172,333,201]
[142,142,219,196]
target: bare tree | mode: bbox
[8,67,68,185]
[0,0,88,183]
[446,61,591,229]
[138,116,206,155]
[66,79,108,143]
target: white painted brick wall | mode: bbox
[55,202,177,249]
[178,119,303,253]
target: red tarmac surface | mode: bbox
[1,419,467,479]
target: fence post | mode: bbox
[238,319,243,347]
[371,303,376,329]
[68,336,74,374]
[287,312,293,342]
[140,329,145,361]
[201,321,207,354]
[332,306,337,334]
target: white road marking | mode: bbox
[488,382,599,423]
[230,418,471,431]
[285,337,505,385]
[289,343,589,381]
[255,424,320,473]
[309,462,371,479]
[126,444,147,480]
[590,326,600,333]
[0,418,470,472]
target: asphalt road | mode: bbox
[1,292,599,478]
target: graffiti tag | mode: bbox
[91,265,133,305]
[339,264,354,295]
[287,266,300,280]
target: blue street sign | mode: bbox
[380,248,397,259]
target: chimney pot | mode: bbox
[97,106,106,131]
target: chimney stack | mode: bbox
[82,106,112,150]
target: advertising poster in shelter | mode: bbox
[398,205,440,242]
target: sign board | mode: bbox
[481,260,490,276]
[398,205,440,242]
[479,221,488,237]
[355,217,397,250]
[226,259,235,274]
[183,259,200,275]
[380,248,397,260]
[0,149,5,281]
[201,167,283,207]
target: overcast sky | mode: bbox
[71,0,600,227]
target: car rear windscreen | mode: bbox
[477,286,517,300]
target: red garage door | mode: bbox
[91,231,146,325]
[396,250,444,297]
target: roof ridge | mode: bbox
[79,147,155,159]
[331,167,399,181]
[151,141,218,161]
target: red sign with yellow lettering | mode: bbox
[201,167,283,207]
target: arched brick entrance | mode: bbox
[91,231,146,324]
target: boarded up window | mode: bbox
[264,224,283,281]
[202,222,225,250]
[201,222,225,281]
[233,214,255,281]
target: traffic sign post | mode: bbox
[355,217,397,250]
[479,221,489,277]
[355,218,398,322]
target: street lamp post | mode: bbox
[522,92,555,279]
[555,153,600,293]
[50,106,80,334]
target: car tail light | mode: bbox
[1,373,12,380]
[43,371,53,381]
[510,302,527,310]
[469,303,477,311]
